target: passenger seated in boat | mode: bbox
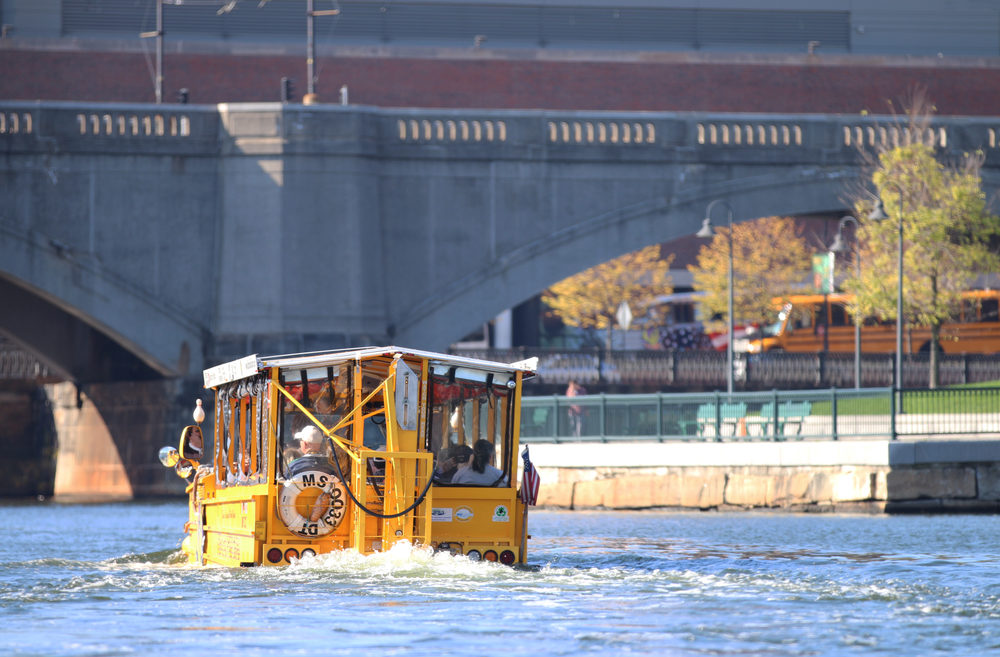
[434,444,473,484]
[451,439,507,486]
[287,425,335,477]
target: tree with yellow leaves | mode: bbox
[689,216,813,332]
[847,141,1000,388]
[542,245,674,350]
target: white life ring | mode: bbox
[277,470,348,537]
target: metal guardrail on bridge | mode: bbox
[519,387,1000,442]
[0,338,56,382]
[454,348,1000,390]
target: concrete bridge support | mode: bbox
[46,380,197,500]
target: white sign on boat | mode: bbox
[203,354,259,388]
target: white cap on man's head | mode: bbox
[295,425,323,445]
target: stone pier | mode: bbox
[46,379,200,501]
[531,440,1000,513]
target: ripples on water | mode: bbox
[3,501,1000,656]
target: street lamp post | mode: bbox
[696,200,736,395]
[306,1,341,99]
[828,215,861,388]
[139,0,165,103]
[869,196,904,391]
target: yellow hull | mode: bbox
[179,475,527,567]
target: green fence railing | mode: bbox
[519,387,1000,443]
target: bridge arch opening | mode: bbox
[0,276,163,385]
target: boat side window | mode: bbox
[214,389,228,481]
[427,373,512,487]
[213,375,268,486]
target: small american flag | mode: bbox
[520,447,540,506]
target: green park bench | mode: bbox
[758,401,813,439]
[696,402,748,439]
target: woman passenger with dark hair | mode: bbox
[451,439,507,486]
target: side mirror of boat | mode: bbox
[158,446,179,467]
[175,459,195,478]
[179,425,204,462]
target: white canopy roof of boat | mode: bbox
[204,346,537,388]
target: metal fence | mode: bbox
[519,387,1000,442]
[454,348,1000,390]
[0,338,55,382]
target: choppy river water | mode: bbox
[2,500,1000,656]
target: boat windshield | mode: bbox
[276,365,357,480]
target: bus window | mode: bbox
[830,302,849,327]
[983,297,999,322]
[815,303,826,332]
[789,305,813,331]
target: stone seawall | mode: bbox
[530,440,1000,513]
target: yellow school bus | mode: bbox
[742,290,1000,354]
[158,346,539,567]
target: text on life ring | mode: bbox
[277,470,347,537]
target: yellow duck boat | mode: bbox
[158,346,540,567]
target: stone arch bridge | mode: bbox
[4,102,1000,496]
[5,101,1000,383]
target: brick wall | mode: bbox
[3,48,1000,115]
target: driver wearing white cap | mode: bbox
[287,425,335,476]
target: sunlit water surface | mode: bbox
[3,501,1000,656]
